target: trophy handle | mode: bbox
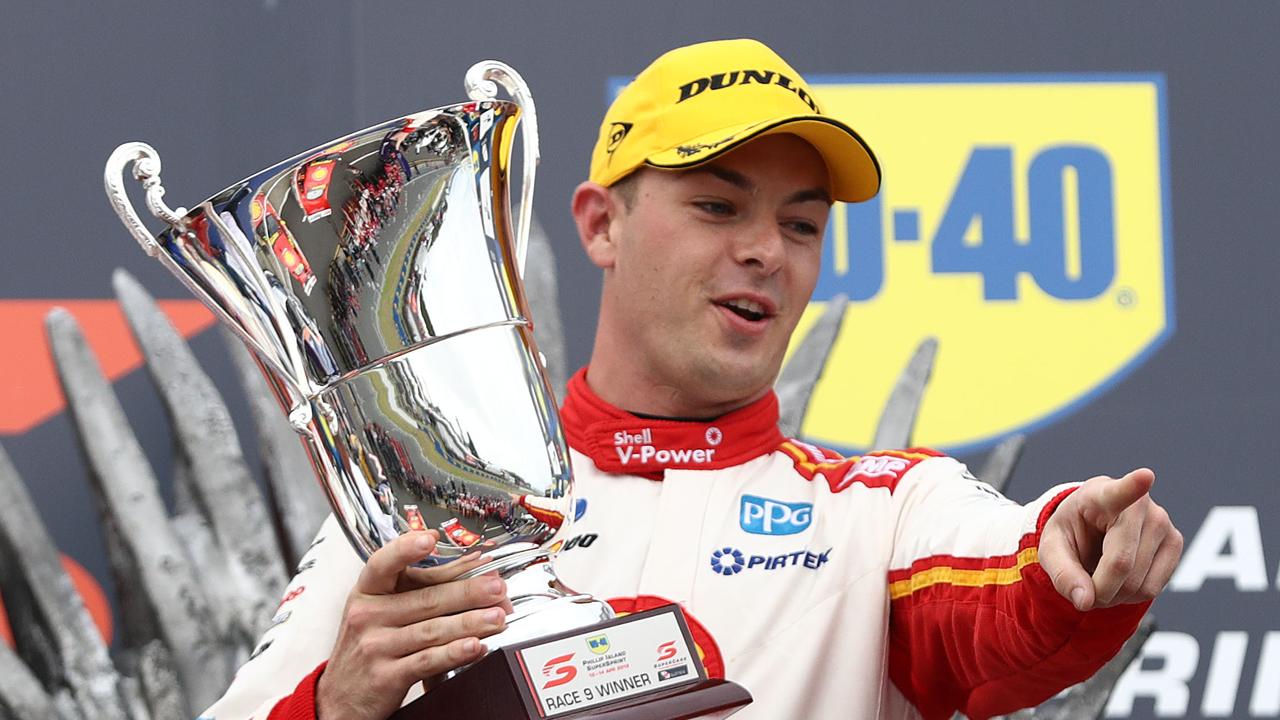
[104,142,188,257]
[104,143,314,428]
[465,61,539,278]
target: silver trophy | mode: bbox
[104,61,611,651]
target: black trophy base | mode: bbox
[390,606,752,720]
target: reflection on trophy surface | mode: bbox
[105,61,612,653]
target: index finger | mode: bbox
[357,530,438,595]
[1092,469,1156,526]
[1090,503,1145,606]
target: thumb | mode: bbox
[1090,468,1155,527]
[1039,526,1096,612]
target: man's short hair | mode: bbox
[609,171,639,210]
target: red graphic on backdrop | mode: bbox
[0,553,113,649]
[0,299,216,435]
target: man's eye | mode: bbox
[694,200,734,216]
[786,220,820,236]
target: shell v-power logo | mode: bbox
[793,75,1173,453]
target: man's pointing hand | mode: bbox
[1038,469,1183,612]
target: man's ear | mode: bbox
[571,181,619,269]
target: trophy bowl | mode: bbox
[105,62,611,651]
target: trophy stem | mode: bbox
[459,544,547,579]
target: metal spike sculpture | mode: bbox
[0,220,1150,719]
[0,443,130,719]
[871,337,938,450]
[45,307,230,716]
[775,294,848,438]
[0,640,60,720]
[520,208,569,402]
[981,434,1027,494]
[113,270,287,640]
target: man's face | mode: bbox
[592,133,832,412]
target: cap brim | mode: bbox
[644,115,881,203]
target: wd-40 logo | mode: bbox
[739,494,813,535]
[709,546,831,576]
[789,76,1173,452]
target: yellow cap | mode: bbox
[589,39,881,203]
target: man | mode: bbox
[202,39,1182,720]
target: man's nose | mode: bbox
[733,219,786,275]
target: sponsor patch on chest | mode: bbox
[739,494,813,535]
[708,545,832,576]
[615,443,717,466]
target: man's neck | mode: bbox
[583,351,770,419]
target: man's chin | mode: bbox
[687,354,779,408]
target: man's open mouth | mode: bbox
[717,298,768,322]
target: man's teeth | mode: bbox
[723,299,765,319]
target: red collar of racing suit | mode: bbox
[560,368,785,479]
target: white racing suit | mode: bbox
[200,368,1147,720]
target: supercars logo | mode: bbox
[541,653,578,689]
[656,641,678,661]
[608,596,725,679]
[786,76,1173,453]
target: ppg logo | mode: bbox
[740,495,813,536]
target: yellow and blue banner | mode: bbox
[795,75,1173,452]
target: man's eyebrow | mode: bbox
[687,164,831,205]
[687,164,754,193]
[785,187,833,206]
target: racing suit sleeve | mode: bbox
[198,515,360,720]
[885,455,1149,720]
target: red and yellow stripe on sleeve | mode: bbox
[888,546,1039,600]
[886,488,1148,720]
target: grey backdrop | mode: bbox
[2,2,1277,718]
